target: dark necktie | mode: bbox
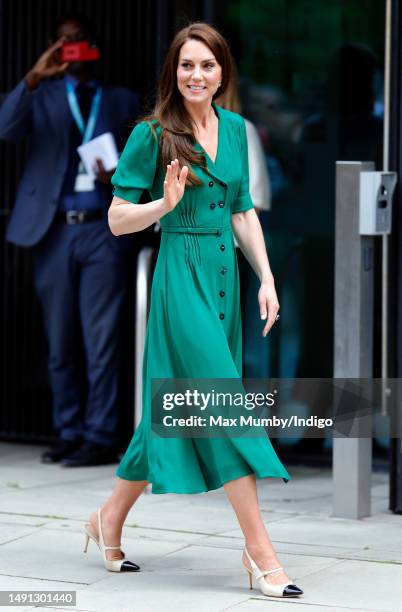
[71,83,93,145]
[75,82,93,124]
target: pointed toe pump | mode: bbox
[83,508,140,573]
[243,547,303,598]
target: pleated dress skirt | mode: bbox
[115,224,291,493]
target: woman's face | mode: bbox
[177,39,222,106]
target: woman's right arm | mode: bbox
[108,158,188,235]
[108,195,168,235]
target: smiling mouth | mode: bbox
[188,85,206,91]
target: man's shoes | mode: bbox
[60,441,118,467]
[41,438,81,464]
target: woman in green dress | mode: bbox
[83,22,303,599]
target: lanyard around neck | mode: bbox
[65,81,102,144]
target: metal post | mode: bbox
[134,247,154,428]
[381,0,392,418]
[333,161,374,518]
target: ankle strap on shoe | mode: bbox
[264,566,283,575]
[244,548,283,579]
[256,567,283,579]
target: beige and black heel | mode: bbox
[243,547,303,598]
[83,508,140,573]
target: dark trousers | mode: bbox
[32,218,127,447]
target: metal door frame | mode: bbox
[388,0,402,513]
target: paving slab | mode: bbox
[260,496,334,515]
[0,513,49,526]
[39,519,208,546]
[124,503,239,534]
[218,514,401,555]
[0,442,399,612]
[148,544,340,583]
[225,601,383,611]
[0,574,86,612]
[0,466,115,492]
[191,534,360,562]
[298,559,402,612]
[0,527,187,584]
[0,521,44,545]
[79,577,253,612]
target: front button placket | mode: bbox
[203,164,229,326]
[218,226,227,322]
[218,265,227,322]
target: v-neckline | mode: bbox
[195,102,221,166]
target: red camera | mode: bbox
[60,41,100,62]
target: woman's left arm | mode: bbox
[231,208,279,337]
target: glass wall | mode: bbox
[219,0,385,458]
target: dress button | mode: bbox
[219,313,225,320]
[218,200,225,208]
[209,180,214,188]
[210,202,216,209]
[220,266,227,275]
[220,244,225,251]
[219,291,225,297]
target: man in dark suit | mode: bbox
[0,14,140,466]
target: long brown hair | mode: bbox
[215,63,242,114]
[143,22,234,186]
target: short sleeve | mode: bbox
[231,118,254,214]
[111,121,159,204]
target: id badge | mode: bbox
[74,162,95,192]
[74,173,95,191]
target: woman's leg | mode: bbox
[224,474,291,585]
[88,477,148,560]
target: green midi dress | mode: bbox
[111,103,291,493]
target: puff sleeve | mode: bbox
[231,118,254,214]
[111,121,159,204]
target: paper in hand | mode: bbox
[77,132,119,178]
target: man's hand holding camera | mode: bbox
[25,38,68,91]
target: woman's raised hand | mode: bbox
[163,159,188,211]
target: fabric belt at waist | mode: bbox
[57,209,104,224]
[161,225,231,236]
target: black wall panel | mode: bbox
[0,0,206,442]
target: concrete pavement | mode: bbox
[0,441,401,612]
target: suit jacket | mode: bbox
[0,77,140,247]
